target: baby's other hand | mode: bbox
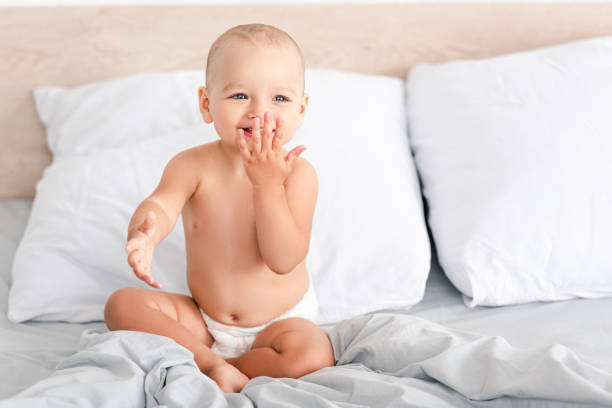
[126,211,162,289]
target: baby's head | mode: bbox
[199,24,308,148]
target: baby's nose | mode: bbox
[247,113,267,125]
[247,112,264,120]
[247,101,269,120]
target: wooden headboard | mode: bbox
[2,4,612,199]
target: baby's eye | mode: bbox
[231,93,247,100]
[274,95,289,102]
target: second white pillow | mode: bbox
[407,35,612,306]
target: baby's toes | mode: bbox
[206,363,249,393]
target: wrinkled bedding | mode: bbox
[2,314,612,408]
[2,199,612,407]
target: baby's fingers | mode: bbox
[285,145,307,167]
[236,129,252,160]
[262,111,275,152]
[128,250,147,274]
[137,272,162,289]
[272,117,284,152]
[251,117,262,154]
[143,275,162,289]
[127,250,144,271]
[130,257,162,289]
[125,238,141,253]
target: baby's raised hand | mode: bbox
[125,211,162,289]
[236,111,306,187]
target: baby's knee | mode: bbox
[104,287,142,330]
[282,332,335,378]
[299,342,334,376]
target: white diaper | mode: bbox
[200,283,318,359]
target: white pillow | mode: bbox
[406,35,612,307]
[34,70,204,157]
[10,68,430,325]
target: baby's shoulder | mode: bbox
[170,140,218,167]
[160,142,219,191]
[286,156,318,188]
[291,156,317,176]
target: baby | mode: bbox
[104,24,334,393]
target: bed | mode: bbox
[2,4,612,407]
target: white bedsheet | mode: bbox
[411,249,612,371]
[1,199,612,406]
[4,315,612,407]
[0,199,107,398]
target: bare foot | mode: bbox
[205,361,250,393]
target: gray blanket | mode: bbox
[2,314,611,407]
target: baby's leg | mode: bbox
[104,287,248,392]
[227,317,334,379]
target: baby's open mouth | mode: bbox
[241,128,276,136]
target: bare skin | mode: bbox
[104,35,334,393]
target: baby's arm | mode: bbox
[252,161,317,274]
[126,150,200,287]
[237,112,318,274]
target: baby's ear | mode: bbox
[296,93,309,128]
[198,86,213,124]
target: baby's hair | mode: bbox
[205,23,305,92]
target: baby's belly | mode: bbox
[186,260,310,327]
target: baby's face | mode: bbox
[199,41,307,150]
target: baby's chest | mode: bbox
[186,182,256,236]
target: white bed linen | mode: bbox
[0,200,106,398]
[2,199,612,403]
